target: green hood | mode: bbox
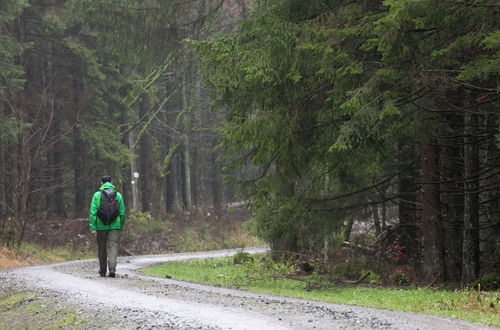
[99,182,116,190]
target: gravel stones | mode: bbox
[0,248,496,330]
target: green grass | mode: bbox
[142,254,500,327]
[0,291,90,329]
[0,291,38,310]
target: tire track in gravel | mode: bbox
[1,247,497,330]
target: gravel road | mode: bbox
[0,247,496,329]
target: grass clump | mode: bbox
[232,251,254,264]
[142,254,500,327]
[0,291,38,311]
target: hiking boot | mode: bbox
[109,272,115,278]
[99,272,106,277]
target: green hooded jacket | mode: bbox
[89,182,126,231]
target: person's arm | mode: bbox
[89,191,100,235]
[118,192,126,228]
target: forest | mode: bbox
[0,0,499,286]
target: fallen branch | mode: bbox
[120,247,134,256]
[426,272,442,288]
[355,272,371,284]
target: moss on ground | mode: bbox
[0,290,97,329]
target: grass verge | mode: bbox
[141,254,500,327]
[0,243,96,269]
[0,291,92,329]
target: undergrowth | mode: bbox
[0,243,96,269]
[122,209,260,254]
[0,207,259,268]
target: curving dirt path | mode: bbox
[0,247,496,329]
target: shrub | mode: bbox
[233,251,254,264]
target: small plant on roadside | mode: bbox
[259,255,294,274]
[233,251,254,264]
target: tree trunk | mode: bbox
[397,144,419,262]
[139,96,154,212]
[51,115,65,217]
[419,139,445,283]
[162,132,177,213]
[129,130,140,211]
[210,138,223,216]
[371,202,381,241]
[271,159,299,256]
[72,79,87,217]
[0,124,6,234]
[181,75,193,210]
[439,116,464,282]
[462,110,480,284]
[174,152,184,211]
[182,134,193,209]
[73,124,87,217]
[484,112,500,273]
[381,200,387,233]
[191,71,203,209]
[191,140,199,208]
[164,160,176,212]
[5,143,18,223]
[342,217,354,242]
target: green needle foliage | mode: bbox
[190,0,377,253]
[0,0,27,94]
[189,0,406,253]
[189,0,500,282]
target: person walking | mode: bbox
[89,175,126,277]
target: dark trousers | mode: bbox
[96,230,121,275]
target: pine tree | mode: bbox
[192,0,500,282]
